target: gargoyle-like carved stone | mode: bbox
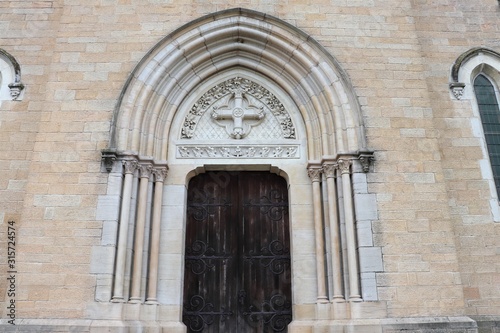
[8,80,24,100]
[101,149,117,172]
[449,82,465,100]
[358,152,374,173]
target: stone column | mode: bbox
[129,163,152,303]
[146,166,168,304]
[308,165,328,303]
[111,159,137,302]
[337,158,361,301]
[322,162,344,301]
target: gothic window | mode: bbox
[474,74,500,198]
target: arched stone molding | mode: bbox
[0,48,25,102]
[449,47,500,101]
[449,47,500,221]
[108,8,368,161]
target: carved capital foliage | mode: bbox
[307,167,322,182]
[138,164,153,178]
[122,159,139,174]
[337,159,352,175]
[322,162,338,178]
[152,167,168,182]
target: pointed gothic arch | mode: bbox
[449,47,500,221]
[107,8,368,161]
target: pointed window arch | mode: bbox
[450,47,500,219]
[474,74,500,197]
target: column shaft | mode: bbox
[338,159,361,301]
[323,163,344,301]
[308,167,328,303]
[146,167,167,304]
[129,164,151,302]
[112,160,137,302]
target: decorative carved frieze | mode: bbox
[181,77,296,140]
[177,145,300,159]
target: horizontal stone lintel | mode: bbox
[176,144,300,159]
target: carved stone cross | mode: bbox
[211,89,265,139]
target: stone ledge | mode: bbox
[381,316,478,332]
[0,319,186,333]
[470,316,500,333]
[1,317,499,333]
[293,316,484,333]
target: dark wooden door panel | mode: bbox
[183,172,292,332]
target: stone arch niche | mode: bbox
[97,8,382,332]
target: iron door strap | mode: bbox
[239,291,293,332]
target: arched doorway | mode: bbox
[98,8,378,331]
[182,171,292,332]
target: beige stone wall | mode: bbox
[412,0,500,316]
[0,0,499,327]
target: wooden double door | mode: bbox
[182,171,292,332]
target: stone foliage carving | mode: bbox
[181,77,296,140]
[177,145,299,159]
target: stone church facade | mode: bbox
[1,1,500,332]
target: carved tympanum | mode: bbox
[181,77,296,140]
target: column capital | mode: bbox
[322,162,338,178]
[337,158,352,175]
[138,163,153,178]
[122,159,138,174]
[307,166,323,182]
[152,166,168,182]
